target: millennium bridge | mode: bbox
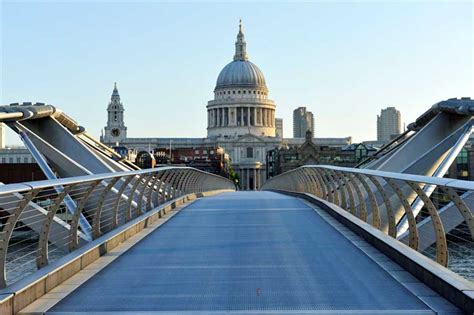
[0,98,473,314]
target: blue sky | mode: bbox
[1,1,472,145]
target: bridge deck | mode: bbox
[48,192,448,313]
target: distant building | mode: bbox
[341,143,379,164]
[0,148,45,183]
[446,143,474,181]
[266,131,358,179]
[293,107,314,138]
[275,118,283,138]
[152,145,230,178]
[377,107,401,142]
[0,148,35,164]
[0,123,5,149]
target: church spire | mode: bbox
[111,82,120,102]
[234,19,248,61]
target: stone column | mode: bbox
[247,107,251,126]
[256,169,260,190]
[246,169,250,190]
[262,108,266,126]
[253,107,257,126]
[240,107,244,126]
[253,169,257,190]
[239,169,242,190]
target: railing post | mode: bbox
[308,168,325,198]
[330,170,347,209]
[407,181,448,266]
[354,173,381,229]
[314,168,332,202]
[166,172,180,200]
[147,172,162,210]
[367,175,397,238]
[441,187,474,241]
[137,174,154,214]
[179,170,194,194]
[341,172,357,215]
[386,178,419,250]
[125,174,147,222]
[69,180,101,251]
[325,169,341,207]
[110,175,134,229]
[92,177,121,240]
[37,186,72,268]
[157,171,171,205]
[347,174,367,222]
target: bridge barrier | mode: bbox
[262,166,474,310]
[0,166,235,291]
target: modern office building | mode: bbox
[275,118,283,138]
[377,107,402,142]
[293,107,314,138]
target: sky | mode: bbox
[1,1,473,146]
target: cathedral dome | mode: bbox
[216,60,267,90]
[214,20,268,92]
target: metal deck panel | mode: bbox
[49,191,432,313]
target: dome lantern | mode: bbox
[234,19,248,61]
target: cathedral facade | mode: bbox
[101,22,350,190]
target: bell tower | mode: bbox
[102,83,127,145]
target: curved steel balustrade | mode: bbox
[0,167,235,288]
[262,165,474,271]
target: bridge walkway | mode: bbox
[46,191,460,314]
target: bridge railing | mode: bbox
[0,167,235,288]
[262,165,474,276]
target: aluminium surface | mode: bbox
[49,191,437,313]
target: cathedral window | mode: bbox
[243,91,246,94]
[246,147,253,158]
[233,91,236,94]
[238,90,241,94]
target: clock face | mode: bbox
[111,128,120,137]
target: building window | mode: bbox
[456,148,469,180]
[194,150,199,155]
[1,158,5,163]
[24,157,29,163]
[246,147,253,158]
[203,150,207,154]
[233,91,236,94]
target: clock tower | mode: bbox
[102,82,127,145]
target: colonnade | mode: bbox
[237,168,265,190]
[208,107,275,128]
